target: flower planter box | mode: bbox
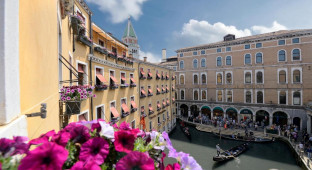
[108,53,117,59]
[70,15,82,35]
[149,111,154,115]
[140,76,146,80]
[77,35,92,47]
[122,112,130,118]
[140,95,146,98]
[131,108,137,113]
[65,101,81,115]
[148,94,153,97]
[94,46,108,55]
[156,76,160,80]
[95,85,107,91]
[141,113,147,118]
[130,84,136,88]
[147,76,152,80]
[120,84,129,88]
[110,85,119,90]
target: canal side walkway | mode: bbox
[179,118,312,170]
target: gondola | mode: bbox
[213,143,249,162]
[213,132,274,143]
[180,121,192,140]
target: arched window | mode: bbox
[278,50,286,61]
[217,57,222,66]
[245,54,251,64]
[279,70,286,83]
[226,56,232,65]
[256,53,262,64]
[245,72,251,84]
[201,58,206,67]
[193,59,198,68]
[226,73,232,84]
[279,91,286,104]
[246,91,251,103]
[257,91,263,103]
[293,70,300,83]
[202,91,207,100]
[256,71,263,84]
[193,74,198,84]
[292,49,301,61]
[179,61,184,69]
[217,73,222,84]
[201,74,206,84]
[194,90,199,100]
[293,91,301,105]
[227,91,232,102]
[217,91,222,102]
[181,90,185,100]
[180,75,185,84]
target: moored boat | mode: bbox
[213,132,274,143]
[213,143,249,162]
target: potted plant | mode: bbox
[60,85,96,115]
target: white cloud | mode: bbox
[139,50,161,63]
[172,20,287,48]
[251,21,288,34]
[86,0,148,23]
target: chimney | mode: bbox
[162,49,166,62]
[143,57,147,62]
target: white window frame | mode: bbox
[216,56,222,67]
[76,60,88,85]
[120,97,127,114]
[216,72,223,85]
[226,46,231,52]
[216,48,222,53]
[94,66,104,86]
[179,60,184,70]
[225,56,232,66]
[255,42,262,48]
[255,52,263,64]
[201,50,206,55]
[292,37,300,44]
[278,90,288,105]
[292,90,302,106]
[225,71,233,85]
[179,73,185,85]
[201,89,207,101]
[226,89,233,103]
[278,39,286,46]
[244,89,253,104]
[277,49,287,62]
[193,73,199,85]
[200,58,206,68]
[201,72,207,84]
[291,67,302,84]
[255,69,264,84]
[180,89,185,100]
[216,90,223,102]
[277,68,288,84]
[95,104,105,120]
[193,89,199,100]
[193,59,198,69]
[77,110,89,122]
[255,89,264,104]
[149,121,153,131]
[120,71,126,85]
[110,100,117,122]
[244,70,252,84]
[193,51,198,56]
[291,48,301,61]
[244,53,252,65]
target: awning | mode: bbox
[130,78,136,83]
[148,72,152,77]
[167,100,170,105]
[110,76,118,83]
[240,109,253,114]
[141,107,145,113]
[141,89,146,95]
[172,75,175,79]
[78,64,84,73]
[96,73,107,83]
[157,103,161,108]
[166,75,169,78]
[166,87,169,91]
[172,86,175,90]
[121,103,129,113]
[157,73,160,77]
[157,88,160,92]
[172,98,175,102]
[148,89,153,94]
[140,68,145,76]
[149,106,153,111]
[163,101,166,106]
[110,107,120,118]
[121,74,126,81]
[131,101,137,109]
[162,88,165,92]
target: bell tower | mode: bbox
[122,17,140,58]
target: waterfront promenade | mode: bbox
[178,117,312,170]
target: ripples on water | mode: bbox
[166,123,301,170]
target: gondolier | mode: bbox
[216,144,222,156]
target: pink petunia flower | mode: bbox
[0,138,14,157]
[64,123,90,144]
[71,160,101,170]
[119,122,131,130]
[51,130,70,147]
[12,136,29,155]
[29,130,55,145]
[79,137,109,165]
[18,142,68,170]
[165,163,181,170]
[115,151,155,170]
[114,130,136,153]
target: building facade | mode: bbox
[176,30,312,133]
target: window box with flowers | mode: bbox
[141,112,147,118]
[108,51,117,59]
[110,84,119,90]
[126,58,133,65]
[130,83,136,87]
[140,74,146,80]
[149,110,154,115]
[147,73,153,80]
[70,15,85,35]
[60,85,96,115]
[77,35,93,47]
[158,123,161,127]
[120,83,129,88]
[140,93,146,98]
[172,76,175,80]
[95,84,108,91]
[94,46,108,55]
[161,76,165,80]
[157,106,161,111]
[117,55,126,62]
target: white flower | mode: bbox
[150,131,166,151]
[99,121,114,140]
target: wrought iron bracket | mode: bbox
[26,103,47,119]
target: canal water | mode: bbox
[167,123,301,170]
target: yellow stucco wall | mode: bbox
[19,0,60,139]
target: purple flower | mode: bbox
[12,136,29,155]
[78,89,82,93]
[51,130,70,147]
[29,130,55,145]
[181,155,202,170]
[116,151,155,170]
[67,89,71,93]
[0,138,14,157]
[18,142,68,170]
[71,89,75,93]
[71,160,101,170]
[92,94,96,98]
[99,121,114,139]
[79,137,109,165]
[64,123,90,144]
[114,130,136,153]
[67,96,71,100]
[162,132,176,155]
[119,122,131,130]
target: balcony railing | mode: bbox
[94,46,108,55]
[108,52,117,59]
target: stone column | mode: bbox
[288,118,292,125]
[269,116,273,126]
[253,115,256,123]
[188,109,191,117]
[307,116,311,134]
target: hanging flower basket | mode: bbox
[65,101,81,115]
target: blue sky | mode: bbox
[86,0,312,62]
